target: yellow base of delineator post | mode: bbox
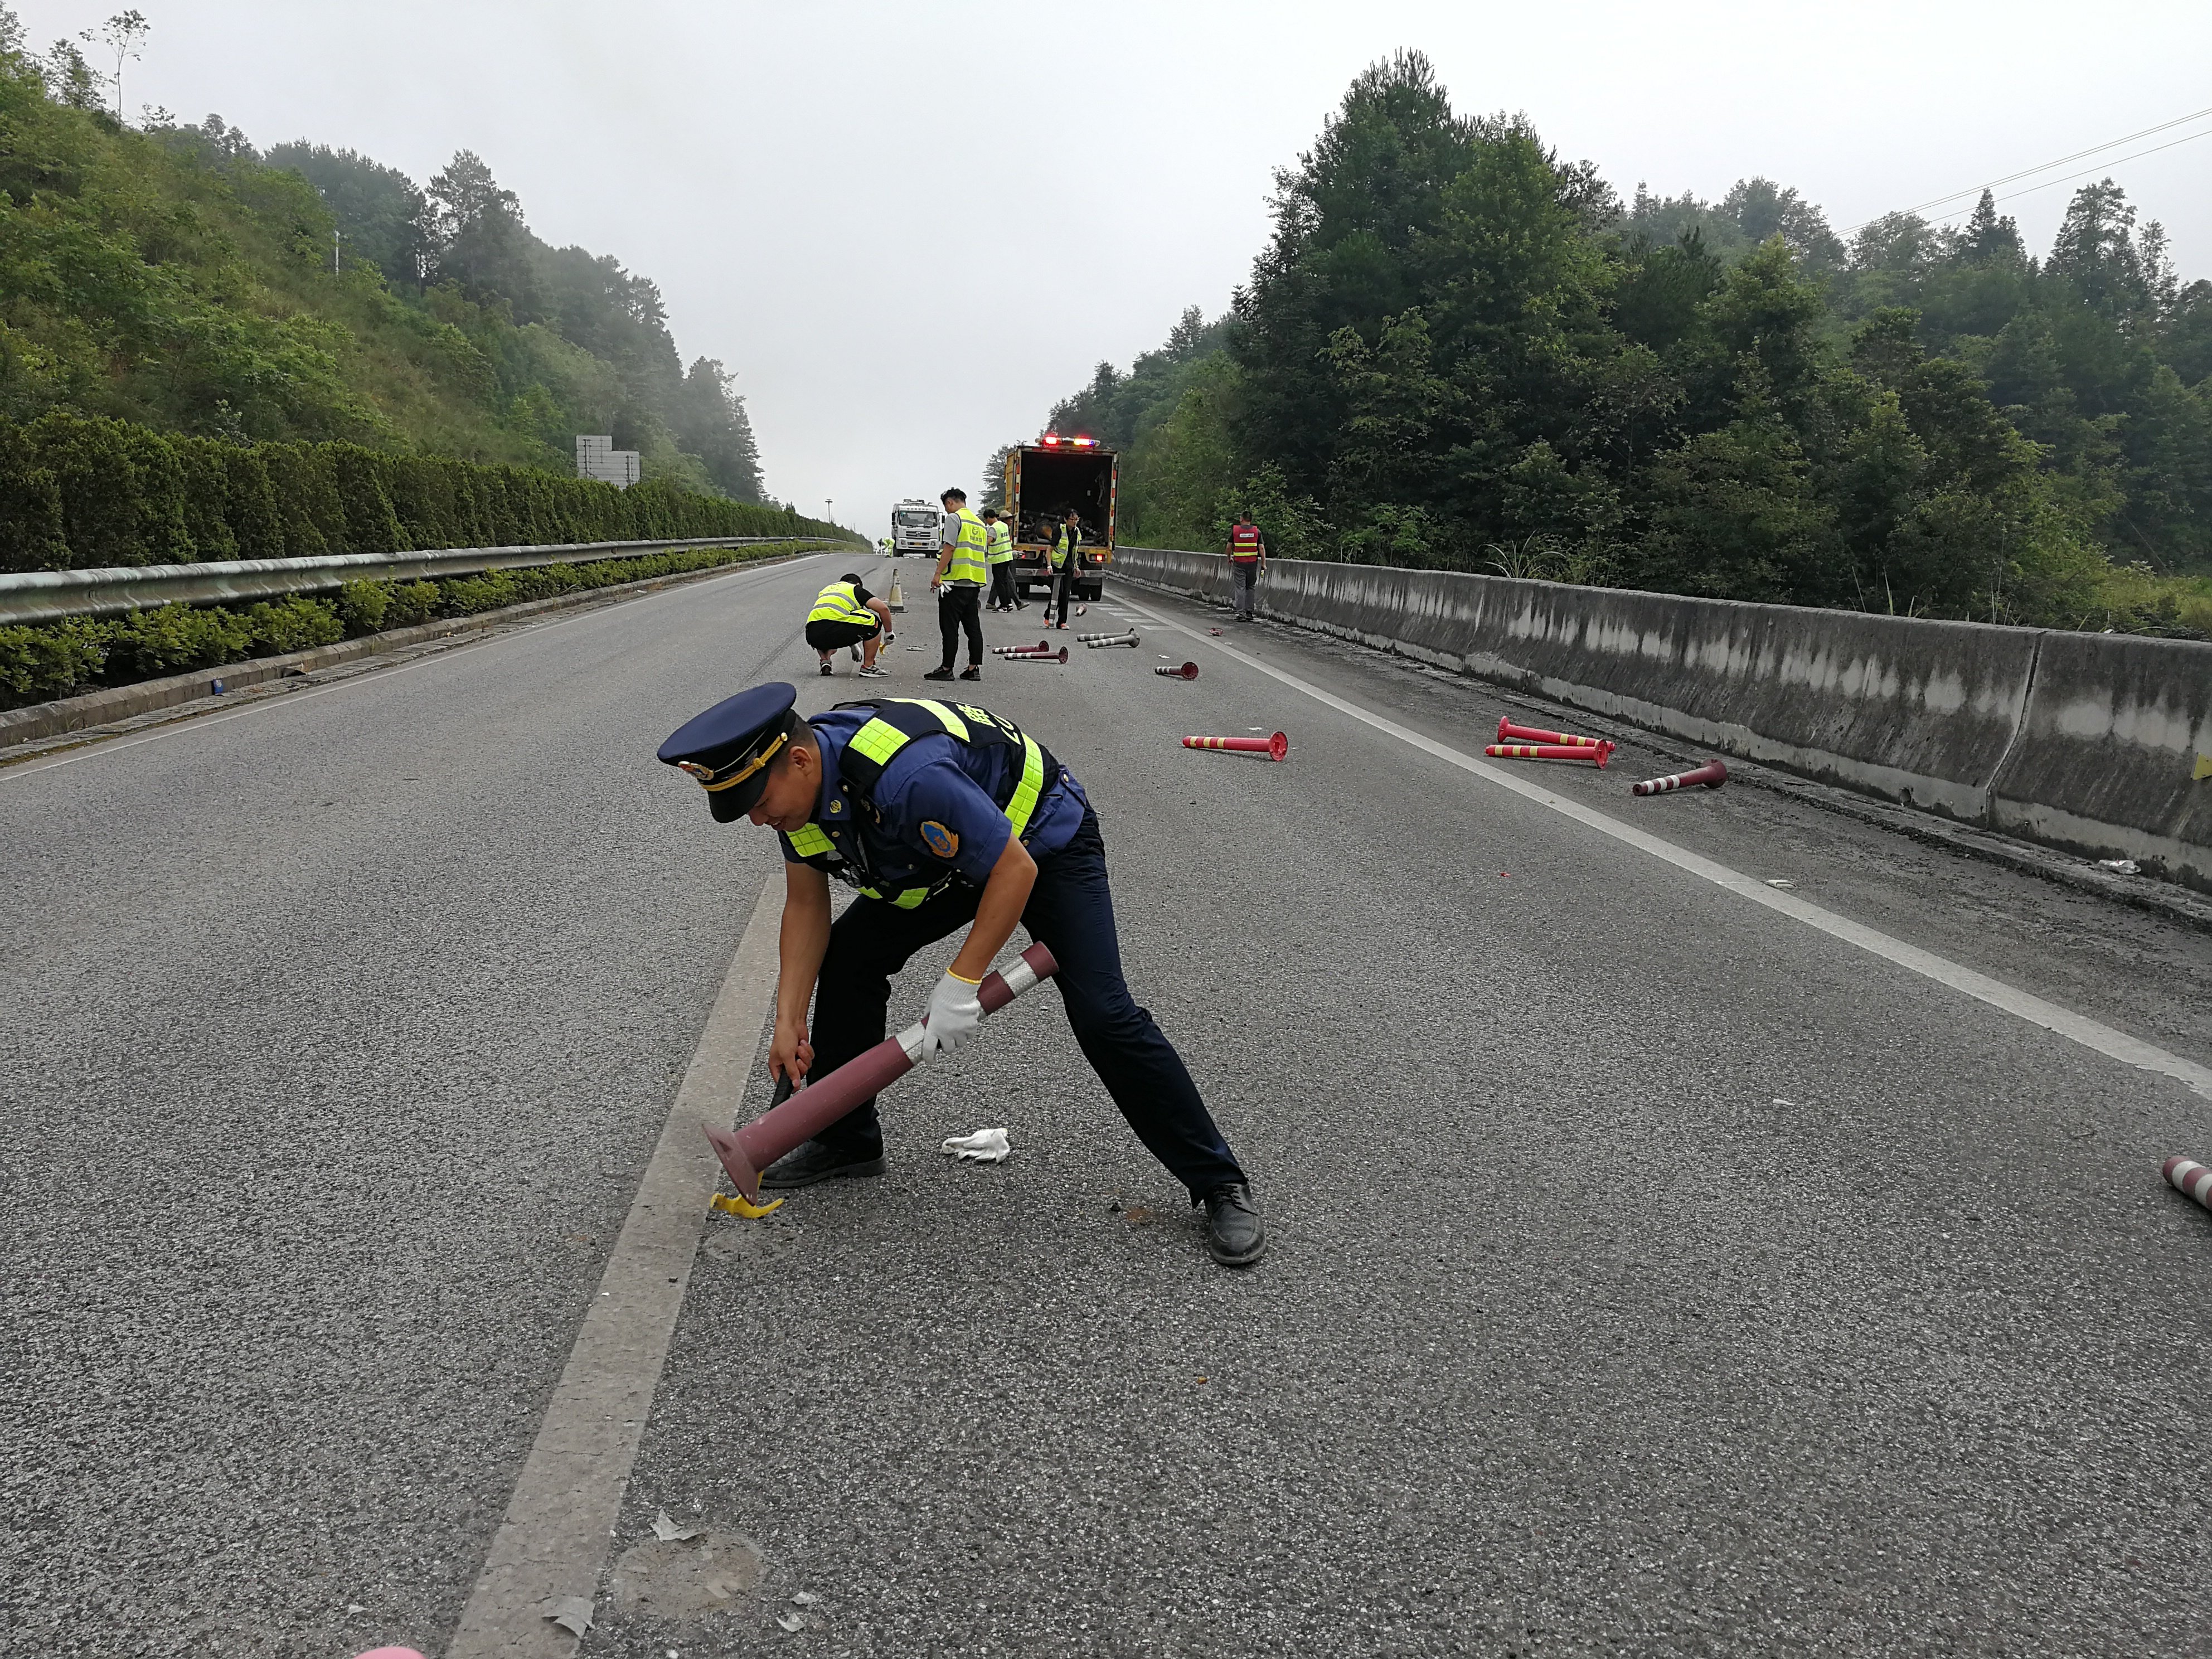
[711,1190,784,1219]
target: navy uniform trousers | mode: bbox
[806,807,1245,1197]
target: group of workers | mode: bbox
[663,489,1279,1270]
[837,488,1268,685]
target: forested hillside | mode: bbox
[0,6,765,499]
[1048,53,2212,634]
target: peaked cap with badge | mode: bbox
[657,682,800,822]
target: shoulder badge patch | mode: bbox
[919,819,959,858]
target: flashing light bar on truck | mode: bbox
[1038,434,1098,448]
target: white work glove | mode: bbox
[920,969,984,1059]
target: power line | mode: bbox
[1840,104,2212,235]
[1933,125,2212,222]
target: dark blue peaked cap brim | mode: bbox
[657,682,797,822]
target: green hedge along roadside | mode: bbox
[0,540,825,712]
[0,410,846,573]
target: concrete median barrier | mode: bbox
[1991,631,2212,890]
[1115,546,2212,894]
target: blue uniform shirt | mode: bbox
[779,707,1088,890]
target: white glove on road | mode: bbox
[921,969,984,1059]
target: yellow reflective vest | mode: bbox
[986,521,1013,565]
[943,508,988,585]
[808,580,875,626]
[782,699,1050,909]
[1050,524,1081,571]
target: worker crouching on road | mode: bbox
[656,683,1268,1268]
[806,573,894,678]
[928,487,988,682]
[983,507,1024,613]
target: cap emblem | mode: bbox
[700,729,789,793]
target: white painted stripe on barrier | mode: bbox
[1118,593,2212,1107]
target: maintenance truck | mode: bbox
[1002,435,1116,602]
[887,499,941,555]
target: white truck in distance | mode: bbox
[888,499,941,555]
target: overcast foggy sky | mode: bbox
[20,0,2212,535]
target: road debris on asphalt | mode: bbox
[541,1595,594,1636]
[1766,879,1794,889]
[942,1127,1012,1163]
[2098,858,2141,875]
[610,1529,765,1623]
[652,1508,702,1542]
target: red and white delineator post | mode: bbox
[1497,716,1601,747]
[1485,740,1615,768]
[1079,630,1141,647]
[1183,732,1288,760]
[706,944,1060,1216]
[1008,645,1070,664]
[1153,662,1200,680]
[2165,1156,2212,1213]
[1632,759,1729,795]
[991,641,1051,657]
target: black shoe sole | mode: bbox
[760,1153,886,1190]
[1206,1231,1268,1267]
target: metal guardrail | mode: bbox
[0,536,841,625]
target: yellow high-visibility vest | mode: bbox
[783,699,1047,909]
[986,522,1013,565]
[944,508,988,585]
[808,580,875,626]
[1050,524,1081,571]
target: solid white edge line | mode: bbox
[445,871,785,1658]
[1116,592,2212,1107]
[0,552,830,783]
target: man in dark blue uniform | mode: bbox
[658,683,1265,1268]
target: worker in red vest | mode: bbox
[1226,512,1266,622]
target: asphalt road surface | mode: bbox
[4,552,2209,1658]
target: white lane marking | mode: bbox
[448,871,783,1657]
[1116,594,2212,1105]
[0,554,828,783]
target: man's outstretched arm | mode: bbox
[769,861,832,1084]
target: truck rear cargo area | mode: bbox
[1011,446,1114,600]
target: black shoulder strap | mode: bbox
[829,698,1020,800]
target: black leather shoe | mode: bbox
[1200,1181,1267,1267]
[923,666,954,681]
[760,1138,886,1189]
[958,664,982,681]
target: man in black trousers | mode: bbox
[925,486,988,682]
